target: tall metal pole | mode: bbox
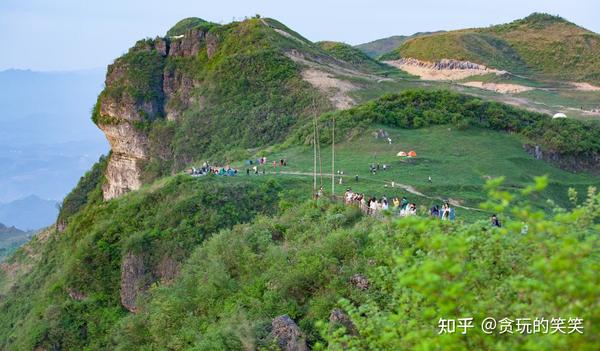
[313,105,317,193]
[331,114,335,197]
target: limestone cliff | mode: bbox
[95,28,213,200]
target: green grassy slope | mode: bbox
[355,31,444,58]
[0,172,310,349]
[383,13,600,84]
[263,125,598,220]
[316,41,393,74]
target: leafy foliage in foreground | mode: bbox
[319,178,600,350]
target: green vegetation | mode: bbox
[94,17,332,181]
[355,32,444,58]
[57,155,107,225]
[383,13,600,84]
[0,174,309,350]
[2,15,600,351]
[3,175,597,349]
[355,35,412,58]
[290,90,600,156]
[316,41,391,73]
[166,17,216,37]
[320,178,600,350]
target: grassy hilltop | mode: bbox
[382,13,600,85]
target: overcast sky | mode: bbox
[1,0,599,71]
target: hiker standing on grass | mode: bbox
[428,176,432,183]
[491,214,501,227]
[430,205,439,217]
[441,203,450,220]
[401,197,409,210]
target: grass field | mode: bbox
[226,124,599,222]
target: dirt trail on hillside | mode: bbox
[277,171,481,211]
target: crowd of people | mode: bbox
[428,203,456,220]
[189,157,290,177]
[342,188,458,220]
[343,188,437,218]
[189,162,238,177]
[245,157,288,175]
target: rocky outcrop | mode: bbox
[120,252,148,313]
[163,69,197,121]
[154,255,180,285]
[523,144,600,175]
[99,123,149,200]
[168,28,205,57]
[329,308,357,335]
[67,288,87,301]
[120,252,181,312]
[395,57,491,71]
[206,32,219,58]
[271,315,308,351]
[384,57,504,81]
[350,274,369,290]
[97,27,213,200]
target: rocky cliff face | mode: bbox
[97,29,216,200]
[523,144,600,175]
[393,57,495,71]
[120,251,180,312]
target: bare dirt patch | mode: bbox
[571,82,600,91]
[461,81,534,94]
[301,68,356,109]
[384,58,503,81]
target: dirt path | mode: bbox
[277,170,482,211]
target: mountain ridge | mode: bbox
[382,12,600,84]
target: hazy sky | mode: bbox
[1,0,599,71]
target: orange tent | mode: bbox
[408,150,417,157]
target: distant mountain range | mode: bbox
[0,222,33,261]
[354,31,444,58]
[0,195,58,231]
[0,68,109,204]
